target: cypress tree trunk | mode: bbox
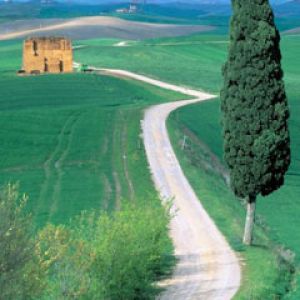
[243,196,256,245]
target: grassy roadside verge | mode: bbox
[167,106,293,299]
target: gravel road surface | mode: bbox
[92,67,242,299]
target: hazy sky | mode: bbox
[65,0,289,4]
[12,0,291,4]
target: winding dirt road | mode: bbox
[92,68,241,299]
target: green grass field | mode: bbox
[74,34,227,92]
[0,40,184,228]
[75,33,300,298]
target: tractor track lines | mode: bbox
[37,112,81,220]
[121,118,135,201]
[49,113,81,219]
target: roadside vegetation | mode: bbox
[0,184,44,300]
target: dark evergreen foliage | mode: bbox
[221,0,291,199]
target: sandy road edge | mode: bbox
[89,67,241,299]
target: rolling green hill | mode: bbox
[74,35,228,92]
[1,1,300,34]
[0,40,184,228]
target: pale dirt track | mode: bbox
[90,67,242,299]
[0,16,214,41]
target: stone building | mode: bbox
[22,37,73,74]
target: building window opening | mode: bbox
[33,40,38,56]
[59,60,64,73]
[44,58,49,72]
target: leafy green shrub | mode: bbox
[0,184,45,300]
[37,202,173,299]
[0,184,173,299]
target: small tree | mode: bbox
[0,184,44,299]
[221,0,291,245]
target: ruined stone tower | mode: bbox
[23,37,73,74]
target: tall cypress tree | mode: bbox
[221,0,291,245]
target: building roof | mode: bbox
[26,37,70,42]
